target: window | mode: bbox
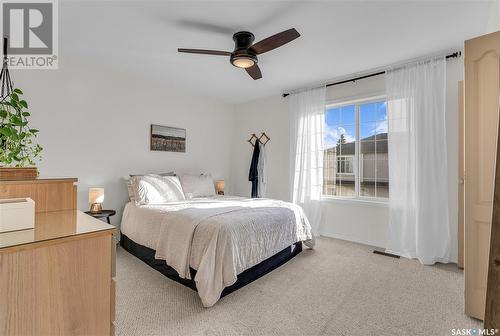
[323,98,389,199]
[337,156,354,174]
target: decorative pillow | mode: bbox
[132,175,186,205]
[125,172,176,202]
[179,174,216,198]
[124,177,136,202]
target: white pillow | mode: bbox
[179,174,216,198]
[132,175,186,205]
[125,172,176,202]
[123,177,136,202]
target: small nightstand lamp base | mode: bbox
[90,203,103,213]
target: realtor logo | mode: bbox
[0,0,58,69]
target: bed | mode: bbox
[120,195,314,307]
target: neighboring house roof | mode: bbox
[325,133,387,155]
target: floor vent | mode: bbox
[373,250,400,259]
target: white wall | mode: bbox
[487,1,500,34]
[230,95,290,202]
[231,59,463,260]
[11,57,235,226]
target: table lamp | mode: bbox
[215,180,225,195]
[89,187,104,213]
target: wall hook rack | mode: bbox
[248,132,270,147]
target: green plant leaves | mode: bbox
[0,88,42,167]
[0,127,11,137]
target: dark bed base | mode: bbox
[120,233,302,298]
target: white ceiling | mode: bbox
[60,1,497,104]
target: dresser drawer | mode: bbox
[0,232,114,335]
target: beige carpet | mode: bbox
[116,237,481,336]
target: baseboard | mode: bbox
[373,250,400,258]
[320,232,386,249]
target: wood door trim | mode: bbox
[459,80,465,269]
[484,85,500,328]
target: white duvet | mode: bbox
[121,196,314,307]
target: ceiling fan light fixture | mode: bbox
[178,28,300,80]
[231,56,255,69]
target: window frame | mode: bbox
[337,155,354,174]
[322,94,389,203]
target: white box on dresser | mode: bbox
[0,198,35,233]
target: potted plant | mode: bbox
[0,88,42,180]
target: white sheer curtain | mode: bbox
[386,57,451,265]
[289,86,326,234]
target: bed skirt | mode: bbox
[120,233,303,298]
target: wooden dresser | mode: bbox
[0,178,77,212]
[0,178,117,336]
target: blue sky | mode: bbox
[325,101,387,148]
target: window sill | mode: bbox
[320,196,389,207]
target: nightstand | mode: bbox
[84,210,116,224]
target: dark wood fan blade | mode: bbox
[249,28,300,55]
[178,48,232,56]
[246,64,262,80]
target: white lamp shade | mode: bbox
[89,188,105,204]
[215,180,225,192]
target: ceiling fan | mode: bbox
[178,28,300,80]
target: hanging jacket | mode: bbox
[248,140,260,198]
[257,144,267,198]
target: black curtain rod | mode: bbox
[282,51,461,97]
